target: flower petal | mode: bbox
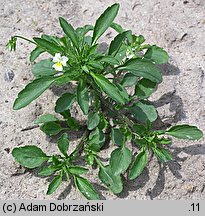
[61,56,68,66]
[53,53,62,62]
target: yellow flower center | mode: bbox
[56,62,62,67]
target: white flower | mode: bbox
[52,53,68,71]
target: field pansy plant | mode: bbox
[7,3,203,200]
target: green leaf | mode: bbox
[41,34,62,46]
[40,122,64,136]
[111,128,125,146]
[32,59,56,78]
[30,47,45,62]
[98,164,123,194]
[88,61,104,70]
[110,22,125,34]
[134,138,147,147]
[121,73,138,87]
[77,79,89,115]
[68,166,88,175]
[128,150,147,180]
[55,93,76,113]
[153,147,173,162]
[12,145,48,169]
[57,133,69,157]
[34,114,58,124]
[76,25,94,37]
[86,154,95,166]
[51,156,61,166]
[47,175,62,195]
[33,38,63,55]
[114,44,127,62]
[98,114,108,130]
[59,17,79,49]
[166,125,203,140]
[99,56,119,65]
[144,45,169,64]
[66,117,80,130]
[55,70,80,86]
[117,58,162,83]
[116,83,129,102]
[88,128,104,152]
[135,78,157,99]
[92,3,120,44]
[38,166,59,176]
[110,147,132,175]
[157,137,172,145]
[59,109,71,119]
[74,176,100,200]
[109,31,130,56]
[90,72,125,104]
[133,124,147,136]
[129,100,158,123]
[13,77,55,110]
[87,112,100,130]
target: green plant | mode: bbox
[7,3,203,200]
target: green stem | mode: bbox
[14,35,37,45]
[94,156,103,168]
[89,79,134,130]
[70,130,90,160]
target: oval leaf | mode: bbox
[30,47,45,62]
[117,58,162,83]
[59,17,79,49]
[57,133,69,157]
[99,56,119,65]
[12,145,48,169]
[87,112,100,130]
[110,22,125,34]
[153,147,173,162]
[40,122,64,136]
[135,78,157,99]
[33,38,63,55]
[38,166,59,176]
[166,125,203,140]
[98,165,123,194]
[90,72,125,104]
[129,100,158,123]
[110,147,132,175]
[109,31,130,56]
[55,93,76,113]
[121,73,138,87]
[69,166,88,175]
[32,59,56,78]
[47,175,62,195]
[77,79,89,115]
[144,45,169,64]
[13,77,55,110]
[128,150,147,180]
[92,3,119,44]
[34,114,59,124]
[111,128,125,146]
[74,176,100,200]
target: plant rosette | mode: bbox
[7,3,203,200]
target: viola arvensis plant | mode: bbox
[7,3,203,200]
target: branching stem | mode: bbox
[14,35,37,45]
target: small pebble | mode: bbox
[4,148,10,153]
[4,70,14,82]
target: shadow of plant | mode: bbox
[115,143,205,200]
